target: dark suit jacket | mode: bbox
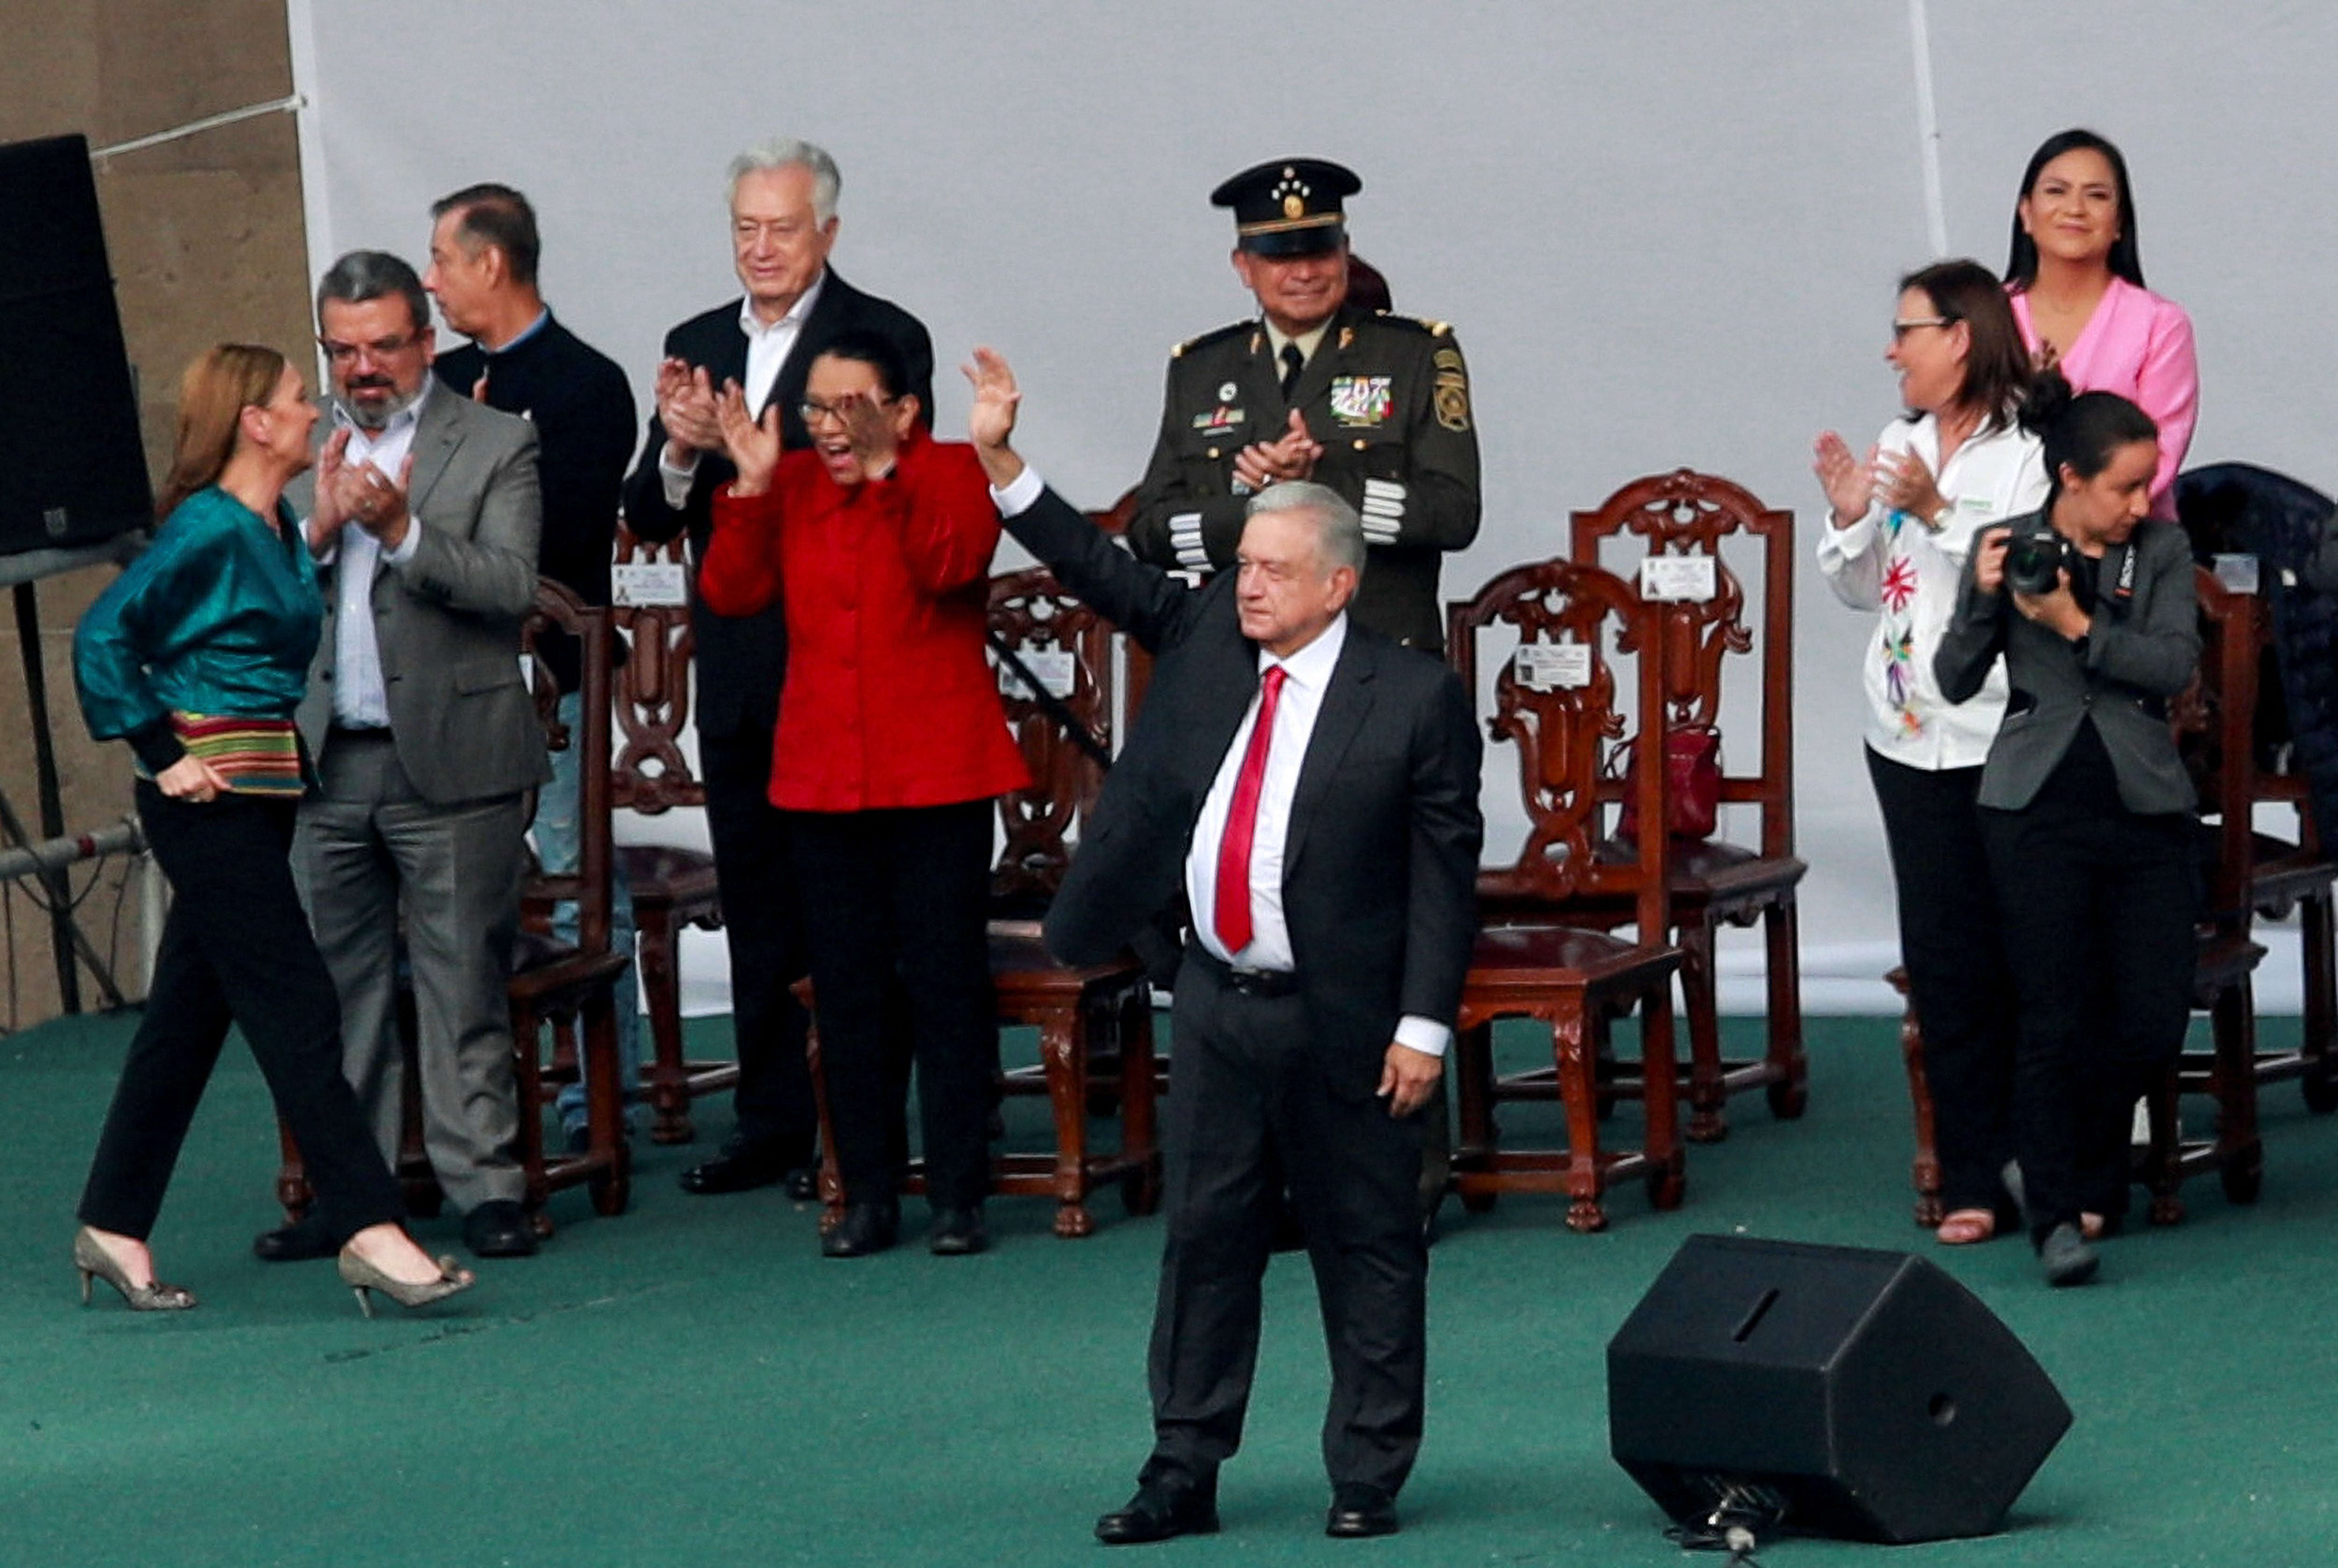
[621,269,934,740]
[1004,484,1483,1099]
[1935,514,2199,814]
[297,385,551,804]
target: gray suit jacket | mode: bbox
[1934,514,2199,814]
[298,386,552,804]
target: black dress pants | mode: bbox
[700,724,817,1163]
[1140,952,1429,1497]
[784,799,996,1209]
[1866,750,2019,1216]
[1980,795,2195,1246]
[78,784,404,1244]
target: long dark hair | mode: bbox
[2005,128,2146,291]
[2018,376,2158,517]
[1900,259,2031,432]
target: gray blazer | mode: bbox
[1934,515,2200,815]
[298,386,552,804]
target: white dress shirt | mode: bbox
[327,377,432,728]
[657,271,829,509]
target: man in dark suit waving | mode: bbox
[621,137,933,1197]
[965,351,1481,1542]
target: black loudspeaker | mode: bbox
[1608,1234,2072,1545]
[0,132,152,556]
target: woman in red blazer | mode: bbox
[701,329,1027,1258]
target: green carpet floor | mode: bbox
[4,1007,2335,1567]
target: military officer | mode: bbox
[1128,158,1480,651]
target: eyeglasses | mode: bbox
[1891,316,1954,342]
[318,332,422,365]
[799,395,890,426]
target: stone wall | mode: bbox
[0,0,309,1026]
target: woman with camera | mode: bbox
[2005,128,2197,518]
[1935,385,2198,1286]
[1814,260,2048,1248]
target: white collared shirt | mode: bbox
[658,272,829,508]
[1263,318,1330,379]
[328,378,432,728]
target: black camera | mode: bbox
[2001,517,2068,596]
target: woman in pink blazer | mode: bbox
[2005,129,2198,518]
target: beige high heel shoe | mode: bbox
[337,1245,476,1318]
[72,1227,196,1312]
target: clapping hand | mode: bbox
[319,447,415,550]
[1875,448,1946,528]
[713,380,782,497]
[657,359,723,458]
[1811,430,1877,527]
[1234,407,1322,491]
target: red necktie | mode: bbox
[1213,665,1288,955]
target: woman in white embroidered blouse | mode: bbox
[1812,259,2049,1247]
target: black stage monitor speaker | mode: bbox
[1608,1234,2071,1546]
[0,132,152,557]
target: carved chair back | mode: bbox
[989,565,1115,912]
[521,578,615,954]
[1569,470,1795,860]
[1447,557,1670,940]
[608,524,701,817]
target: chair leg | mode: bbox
[1553,1003,1608,1233]
[1452,1019,1498,1214]
[2214,977,2264,1205]
[1893,970,1943,1228]
[802,996,846,1235]
[2301,892,2338,1113]
[1676,925,1728,1144]
[579,990,633,1217]
[633,905,696,1144]
[508,1001,555,1235]
[1640,988,1685,1212]
[1761,899,1809,1119]
[1035,1012,1097,1238]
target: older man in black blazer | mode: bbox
[621,137,933,1197]
[965,353,1480,1542]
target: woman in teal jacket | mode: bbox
[72,344,471,1316]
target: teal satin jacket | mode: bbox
[73,485,320,771]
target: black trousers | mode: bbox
[1867,750,2019,1216]
[700,725,817,1162]
[785,800,996,1209]
[79,784,404,1245]
[1981,795,2196,1246]
[1141,952,1429,1497]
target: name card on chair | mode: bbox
[1514,641,1591,691]
[999,648,1078,699]
[611,561,689,607]
[1640,555,1717,602]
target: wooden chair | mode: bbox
[1897,565,2267,1228]
[1443,557,1688,1232]
[805,556,1161,1239]
[1561,470,1808,1142]
[276,581,632,1232]
[606,523,735,1144]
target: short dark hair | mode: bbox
[431,182,541,285]
[813,328,910,400]
[1899,258,2032,430]
[2005,128,2146,291]
[316,249,430,335]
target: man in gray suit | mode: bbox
[257,250,550,1261]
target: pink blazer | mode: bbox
[2011,275,2198,519]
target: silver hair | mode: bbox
[726,137,842,222]
[1248,480,1367,578]
[316,249,429,335]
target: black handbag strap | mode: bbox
[987,629,1113,772]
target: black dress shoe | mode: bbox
[1325,1482,1400,1538]
[678,1143,787,1196]
[928,1204,988,1256]
[252,1210,337,1263]
[1095,1478,1220,1545]
[820,1199,899,1258]
[462,1199,540,1258]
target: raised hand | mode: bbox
[310,426,355,542]
[1811,430,1877,527]
[1875,447,1946,527]
[963,347,1022,450]
[1234,407,1322,491]
[345,454,415,550]
[713,380,782,496]
[839,391,902,479]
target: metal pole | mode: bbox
[10,580,79,1011]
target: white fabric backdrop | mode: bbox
[286,0,2338,1012]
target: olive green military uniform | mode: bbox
[1128,303,1480,650]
